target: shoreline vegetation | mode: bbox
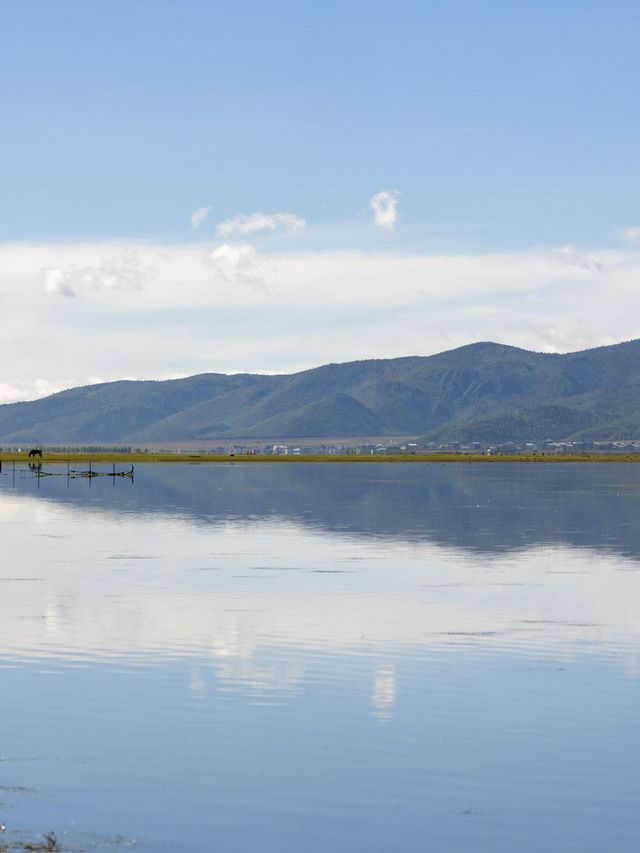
[2,451,640,464]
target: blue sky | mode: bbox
[3,0,639,246]
[1,1,640,400]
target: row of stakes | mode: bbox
[0,459,134,486]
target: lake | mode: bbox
[1,462,639,852]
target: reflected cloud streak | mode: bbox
[372,664,396,720]
[1,482,640,687]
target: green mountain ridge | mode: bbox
[3,340,640,443]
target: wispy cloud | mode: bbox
[190,206,212,230]
[217,211,305,237]
[620,226,640,246]
[44,254,149,297]
[370,190,399,231]
[554,244,603,273]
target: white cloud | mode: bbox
[216,211,305,237]
[620,226,640,246]
[44,268,76,297]
[1,238,640,400]
[370,190,399,231]
[190,206,211,230]
[44,254,149,298]
[0,378,72,405]
[554,244,603,272]
[209,243,264,287]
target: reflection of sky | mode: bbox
[3,468,640,852]
[2,490,640,684]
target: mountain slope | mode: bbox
[3,339,640,442]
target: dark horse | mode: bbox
[28,448,43,458]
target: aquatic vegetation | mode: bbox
[23,832,58,852]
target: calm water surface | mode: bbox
[1,462,639,852]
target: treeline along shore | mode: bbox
[3,451,640,464]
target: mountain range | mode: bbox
[3,339,640,444]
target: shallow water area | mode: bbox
[1,462,640,852]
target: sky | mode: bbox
[2,0,640,403]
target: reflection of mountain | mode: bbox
[7,462,640,560]
[2,464,640,670]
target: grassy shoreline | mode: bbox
[2,451,640,464]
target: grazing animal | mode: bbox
[28,448,43,458]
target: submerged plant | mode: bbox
[23,832,59,852]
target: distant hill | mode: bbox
[3,339,640,443]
